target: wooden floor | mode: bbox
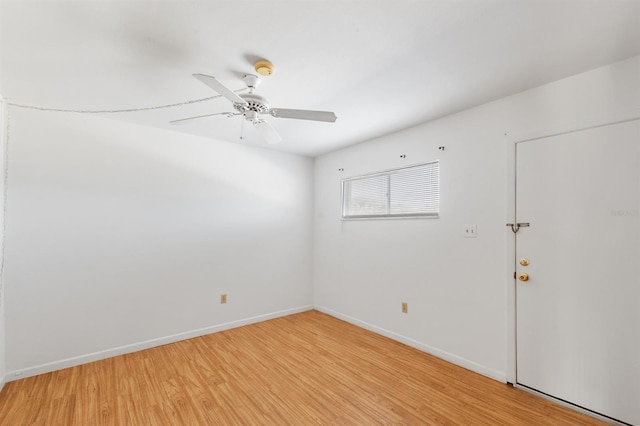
[0,310,603,425]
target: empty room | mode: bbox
[0,0,639,424]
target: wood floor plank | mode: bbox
[0,310,605,425]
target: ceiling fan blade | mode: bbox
[193,74,248,105]
[270,108,337,122]
[254,120,282,144]
[170,112,236,125]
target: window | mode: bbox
[341,161,440,219]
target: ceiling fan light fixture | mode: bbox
[254,60,274,76]
[172,72,337,145]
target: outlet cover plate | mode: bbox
[464,225,477,238]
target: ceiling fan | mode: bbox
[171,73,337,144]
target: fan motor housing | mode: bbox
[236,93,269,114]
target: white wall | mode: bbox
[0,99,7,390]
[3,108,314,379]
[313,55,640,381]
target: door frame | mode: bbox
[504,117,640,422]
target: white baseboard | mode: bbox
[0,375,5,392]
[314,305,507,383]
[6,305,506,384]
[7,305,314,382]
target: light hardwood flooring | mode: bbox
[0,310,604,425]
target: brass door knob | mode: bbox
[519,273,529,282]
[520,258,530,266]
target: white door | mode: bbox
[515,119,640,425]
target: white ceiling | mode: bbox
[2,0,639,157]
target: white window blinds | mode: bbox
[342,162,440,219]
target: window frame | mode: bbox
[340,161,440,220]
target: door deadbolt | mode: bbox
[520,258,530,266]
[518,273,529,282]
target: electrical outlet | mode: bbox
[464,225,477,238]
[220,294,227,304]
[402,302,408,313]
